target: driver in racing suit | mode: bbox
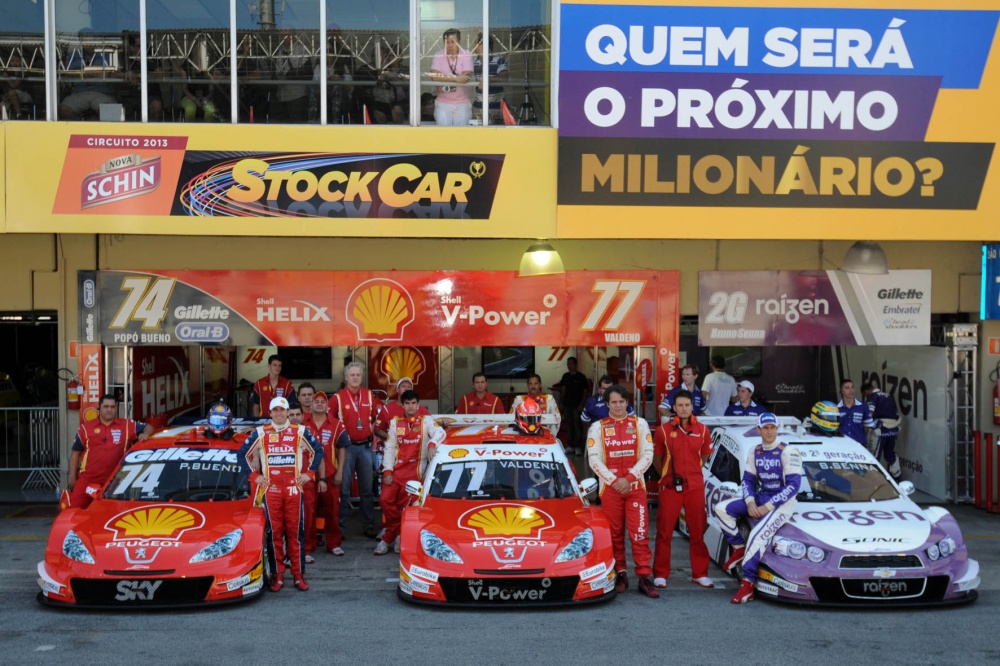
[375,390,445,556]
[715,412,802,604]
[586,385,659,598]
[239,396,324,592]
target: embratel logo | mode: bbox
[458,504,554,539]
[346,278,415,342]
[105,505,205,540]
[82,154,162,209]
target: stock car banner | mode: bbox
[2,123,557,238]
[557,1,1000,240]
[77,269,679,351]
[698,270,931,345]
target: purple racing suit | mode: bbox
[715,441,802,582]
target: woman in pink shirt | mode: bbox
[430,28,474,126]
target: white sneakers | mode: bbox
[373,540,390,556]
[304,554,315,564]
[691,576,715,588]
[653,577,667,588]
[329,546,345,556]
[393,536,400,554]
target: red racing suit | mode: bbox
[239,423,322,579]
[380,415,445,545]
[252,375,295,414]
[303,414,350,552]
[652,416,713,580]
[70,417,147,509]
[455,390,505,414]
[587,415,654,577]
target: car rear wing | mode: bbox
[697,416,803,428]
[430,414,559,427]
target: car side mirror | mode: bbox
[897,480,915,496]
[404,480,422,496]
[579,478,598,495]
[720,481,740,496]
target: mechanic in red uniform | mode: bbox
[68,393,153,509]
[652,390,715,589]
[384,377,431,421]
[239,396,323,592]
[586,385,659,598]
[303,391,350,557]
[456,372,505,414]
[251,354,295,417]
[331,361,388,538]
[376,390,445,555]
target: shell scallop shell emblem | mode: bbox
[345,278,415,342]
[458,503,555,539]
[105,504,206,540]
[382,347,426,387]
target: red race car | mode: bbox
[397,415,617,606]
[38,423,269,608]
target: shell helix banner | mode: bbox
[77,269,679,351]
[2,123,556,238]
[557,1,1000,240]
[698,270,931,346]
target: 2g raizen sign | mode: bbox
[79,270,680,349]
[699,270,931,345]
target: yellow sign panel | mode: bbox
[4,123,557,238]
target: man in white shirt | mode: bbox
[701,355,737,416]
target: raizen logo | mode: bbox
[860,370,928,421]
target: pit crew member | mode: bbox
[587,385,659,598]
[510,373,561,438]
[714,412,802,604]
[384,377,431,421]
[304,391,350,557]
[239,396,324,592]
[657,364,706,423]
[837,379,874,446]
[581,375,636,424]
[862,382,903,481]
[376,390,445,556]
[68,393,153,509]
[456,372,505,414]
[724,380,765,417]
[331,361,388,539]
[652,391,714,589]
[251,354,295,417]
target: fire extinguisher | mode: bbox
[67,378,81,411]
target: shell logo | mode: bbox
[382,347,426,387]
[458,503,555,540]
[448,448,469,459]
[105,505,206,540]
[345,278,415,342]
[83,406,100,422]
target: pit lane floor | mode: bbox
[2,500,998,666]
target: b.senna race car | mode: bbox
[38,423,269,608]
[397,415,617,606]
[696,417,980,606]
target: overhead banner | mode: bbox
[557,1,1000,240]
[78,269,679,350]
[698,270,931,345]
[3,123,557,238]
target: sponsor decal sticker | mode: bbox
[759,570,798,593]
[579,562,608,581]
[409,565,440,582]
[408,577,431,594]
[226,574,251,592]
[242,579,264,596]
[756,581,780,596]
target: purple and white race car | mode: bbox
[694,417,980,606]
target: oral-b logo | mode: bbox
[175,322,229,342]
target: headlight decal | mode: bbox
[189,528,243,563]
[62,530,96,564]
[555,528,594,563]
[420,530,463,564]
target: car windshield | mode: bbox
[428,459,576,500]
[103,447,250,502]
[798,461,900,502]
